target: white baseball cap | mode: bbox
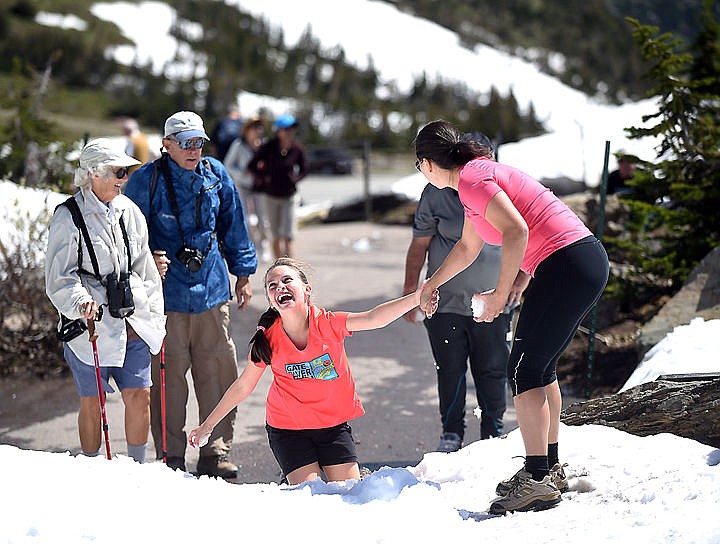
[163,111,210,142]
[79,138,140,169]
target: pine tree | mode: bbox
[620,3,720,294]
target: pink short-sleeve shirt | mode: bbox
[458,158,592,276]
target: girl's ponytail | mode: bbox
[249,307,279,365]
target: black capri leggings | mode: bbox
[508,236,609,396]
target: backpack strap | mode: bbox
[149,156,162,206]
[58,196,102,281]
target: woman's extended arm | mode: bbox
[188,358,266,448]
[472,190,528,321]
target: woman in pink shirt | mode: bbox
[415,120,608,515]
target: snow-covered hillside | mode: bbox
[35,0,662,186]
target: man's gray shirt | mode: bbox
[413,184,502,316]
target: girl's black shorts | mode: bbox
[266,422,358,476]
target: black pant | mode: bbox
[508,236,609,395]
[424,312,511,440]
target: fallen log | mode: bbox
[562,374,720,448]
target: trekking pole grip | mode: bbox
[87,317,98,342]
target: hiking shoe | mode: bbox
[496,463,570,495]
[489,471,562,515]
[496,466,524,496]
[436,432,462,453]
[165,456,186,472]
[550,463,569,493]
[196,454,238,478]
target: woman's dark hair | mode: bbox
[414,120,493,169]
[249,257,312,365]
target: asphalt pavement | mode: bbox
[0,219,522,484]
[0,161,522,483]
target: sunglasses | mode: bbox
[173,138,205,150]
[415,158,423,172]
[113,167,129,179]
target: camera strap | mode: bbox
[159,155,217,259]
[58,196,102,281]
[160,154,191,246]
[58,196,132,279]
[117,214,133,275]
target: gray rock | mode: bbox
[562,374,720,448]
[638,245,720,357]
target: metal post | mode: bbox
[585,140,610,399]
[362,139,371,222]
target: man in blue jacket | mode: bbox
[125,111,257,478]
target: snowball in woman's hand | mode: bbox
[190,434,209,448]
[471,297,485,318]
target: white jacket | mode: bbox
[223,138,255,190]
[45,188,166,367]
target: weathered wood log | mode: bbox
[561,375,720,448]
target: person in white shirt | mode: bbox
[45,138,166,463]
[224,116,270,261]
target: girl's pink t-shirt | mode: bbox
[254,304,365,430]
[458,158,592,276]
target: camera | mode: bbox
[56,306,104,342]
[57,315,87,342]
[106,271,135,318]
[175,246,204,272]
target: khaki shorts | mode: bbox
[263,193,298,239]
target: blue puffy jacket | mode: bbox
[125,154,257,314]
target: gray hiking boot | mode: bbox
[496,466,524,496]
[196,454,238,478]
[496,463,570,495]
[489,471,562,515]
[436,432,462,453]
[550,462,569,493]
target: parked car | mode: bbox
[306,147,354,175]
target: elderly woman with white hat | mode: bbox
[45,138,166,463]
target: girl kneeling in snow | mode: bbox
[189,257,438,484]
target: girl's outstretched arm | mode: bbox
[188,358,266,448]
[346,284,438,332]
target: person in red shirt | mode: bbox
[188,257,438,484]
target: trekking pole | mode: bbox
[160,340,167,463]
[153,250,168,463]
[87,318,112,460]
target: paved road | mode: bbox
[0,220,520,484]
[297,170,412,210]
